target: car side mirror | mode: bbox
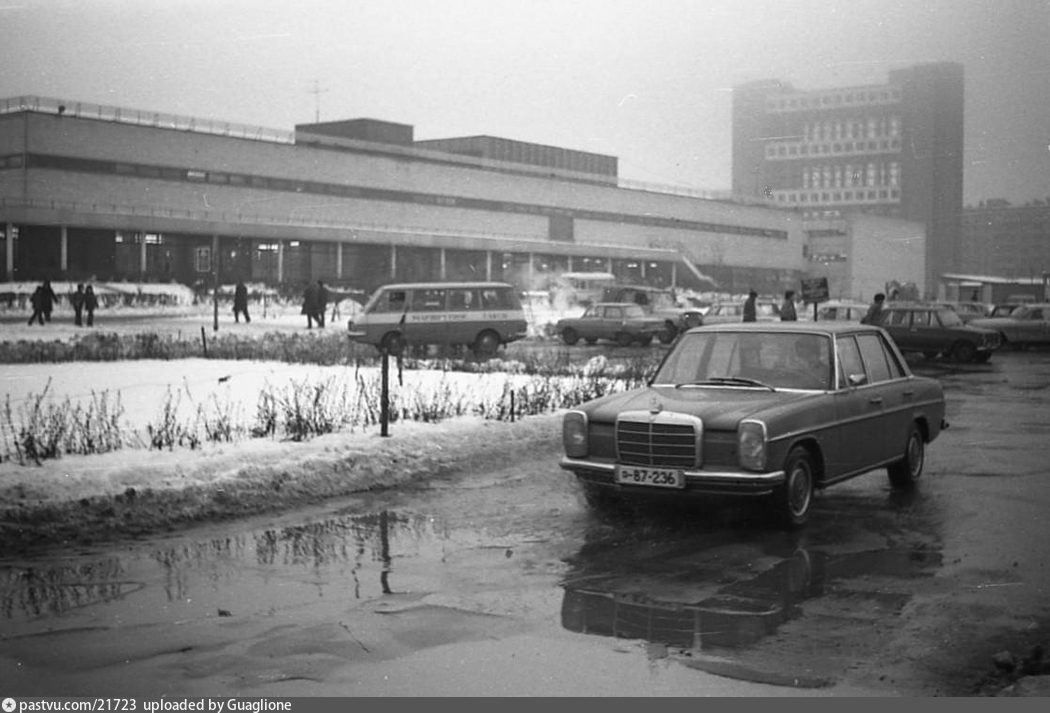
[848,373,868,387]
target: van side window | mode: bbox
[448,288,478,310]
[412,289,447,312]
[380,290,406,313]
[480,288,510,310]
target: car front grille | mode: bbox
[616,412,702,468]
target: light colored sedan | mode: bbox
[970,303,1050,346]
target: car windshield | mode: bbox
[652,331,833,391]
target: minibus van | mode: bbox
[347,281,528,358]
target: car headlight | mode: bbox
[563,410,589,458]
[738,420,768,471]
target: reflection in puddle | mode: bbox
[0,509,438,631]
[561,546,942,651]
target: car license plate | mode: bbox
[615,465,684,488]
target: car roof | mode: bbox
[688,321,881,335]
[588,301,648,308]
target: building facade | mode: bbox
[1,96,807,298]
[958,199,1050,280]
[732,62,964,296]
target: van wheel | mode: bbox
[561,328,579,345]
[379,331,405,356]
[472,331,501,359]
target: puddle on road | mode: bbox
[561,545,942,651]
[0,508,512,638]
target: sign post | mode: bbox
[800,277,830,321]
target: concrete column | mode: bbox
[336,242,343,280]
[640,260,646,280]
[439,248,446,280]
[390,244,397,279]
[528,252,535,286]
[605,257,612,273]
[4,223,13,281]
[567,255,574,272]
[486,251,492,281]
[671,262,677,289]
[139,233,148,276]
[60,226,68,272]
[276,241,284,283]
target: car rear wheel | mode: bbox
[584,337,597,345]
[888,423,925,488]
[772,446,814,528]
[636,334,654,346]
[951,340,977,363]
[658,325,677,344]
[615,332,633,347]
[472,330,501,359]
[974,352,991,364]
[561,328,579,345]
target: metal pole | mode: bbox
[380,349,390,437]
[212,234,219,331]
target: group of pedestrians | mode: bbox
[742,287,886,324]
[27,280,97,326]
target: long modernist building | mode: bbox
[1,95,806,296]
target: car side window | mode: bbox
[857,333,895,383]
[836,336,866,388]
[604,306,623,319]
[885,310,907,327]
[1029,308,1044,320]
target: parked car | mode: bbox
[970,302,1050,347]
[556,302,667,346]
[815,299,870,322]
[876,302,1002,363]
[347,281,528,358]
[600,285,705,343]
[703,298,780,324]
[560,322,948,527]
[932,301,990,323]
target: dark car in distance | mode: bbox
[560,322,948,527]
[600,285,705,344]
[556,302,667,347]
[875,302,1001,363]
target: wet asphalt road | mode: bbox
[1,347,1049,696]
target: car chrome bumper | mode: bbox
[559,456,786,494]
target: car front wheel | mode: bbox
[561,328,579,345]
[951,340,977,363]
[772,446,814,528]
[888,423,925,488]
[615,332,633,347]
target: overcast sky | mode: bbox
[2,0,1047,205]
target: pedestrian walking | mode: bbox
[742,289,758,322]
[861,293,886,325]
[315,280,329,327]
[40,280,58,322]
[233,280,251,323]
[84,285,98,326]
[302,281,319,328]
[27,285,45,325]
[780,289,798,321]
[71,283,86,326]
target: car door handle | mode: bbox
[903,389,915,398]
[869,397,883,405]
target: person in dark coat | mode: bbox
[84,285,98,326]
[27,286,45,325]
[742,289,758,322]
[40,280,58,322]
[302,281,319,328]
[780,289,798,321]
[233,281,251,323]
[315,280,329,327]
[71,283,86,326]
[861,293,886,325]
